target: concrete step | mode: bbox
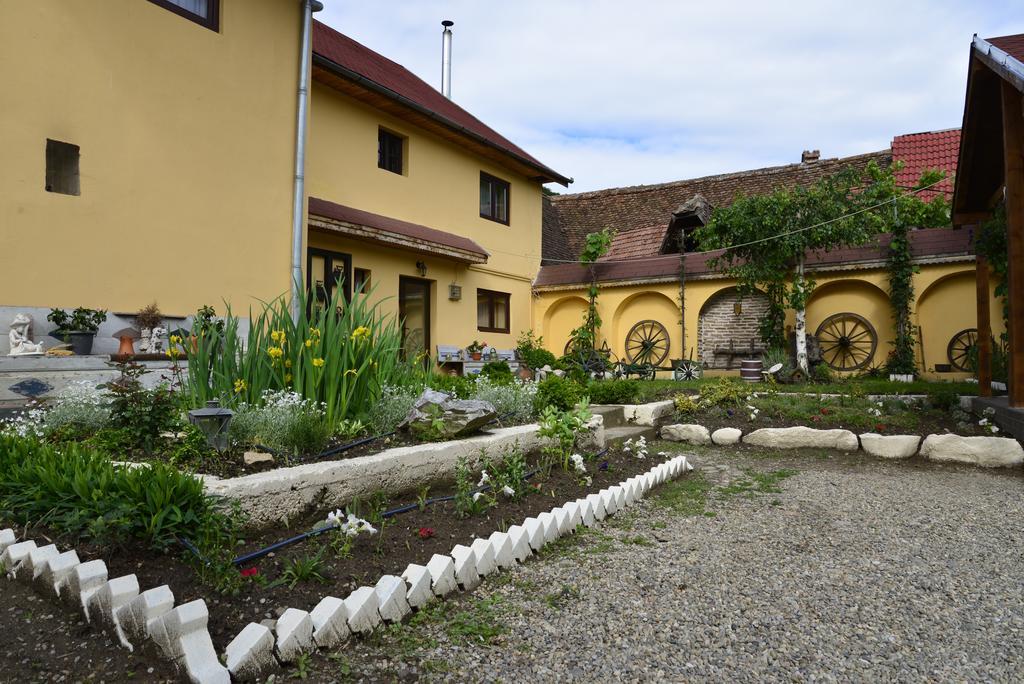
[604,425,659,449]
[592,405,628,429]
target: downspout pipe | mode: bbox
[290,0,324,319]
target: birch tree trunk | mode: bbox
[794,255,809,374]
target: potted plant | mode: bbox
[134,302,163,353]
[47,307,108,355]
[466,340,486,361]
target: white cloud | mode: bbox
[317,0,1024,192]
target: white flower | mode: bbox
[583,476,592,486]
[501,485,515,497]
[570,453,587,474]
[979,418,989,426]
[472,492,483,502]
[477,470,490,487]
[990,425,1000,434]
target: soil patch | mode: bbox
[24,445,659,653]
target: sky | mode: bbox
[316,1,1024,194]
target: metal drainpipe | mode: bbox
[290,0,324,319]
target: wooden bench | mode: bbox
[711,339,764,370]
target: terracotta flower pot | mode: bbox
[471,352,482,361]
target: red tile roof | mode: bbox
[892,129,960,202]
[308,197,488,263]
[535,227,974,288]
[311,21,569,186]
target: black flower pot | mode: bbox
[67,331,96,355]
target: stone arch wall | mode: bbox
[697,288,770,368]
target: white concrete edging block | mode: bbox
[151,599,230,684]
[1,540,37,577]
[14,543,57,580]
[376,574,412,622]
[114,584,175,651]
[425,554,458,596]
[576,498,596,527]
[470,537,497,576]
[521,518,545,551]
[550,508,572,536]
[563,500,583,529]
[0,529,15,555]
[309,596,350,649]
[225,622,276,681]
[487,532,516,570]
[85,574,139,625]
[450,545,482,591]
[343,586,382,635]
[36,549,79,597]
[275,607,315,664]
[505,525,533,563]
[536,511,559,543]
[400,564,433,610]
[67,559,107,615]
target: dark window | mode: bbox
[45,139,80,196]
[306,248,352,314]
[353,268,371,293]
[477,289,510,333]
[148,0,220,31]
[378,129,404,174]
[479,172,510,224]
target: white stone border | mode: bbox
[0,452,691,683]
[658,423,1024,468]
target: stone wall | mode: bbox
[697,289,770,368]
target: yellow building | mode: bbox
[0,4,567,358]
[536,133,1001,379]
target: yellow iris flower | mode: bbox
[313,357,324,368]
[233,379,247,393]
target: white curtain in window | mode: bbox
[167,0,209,16]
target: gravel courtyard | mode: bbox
[322,444,1024,682]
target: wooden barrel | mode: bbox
[739,358,763,383]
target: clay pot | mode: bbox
[471,352,482,361]
[117,335,136,356]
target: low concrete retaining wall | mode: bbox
[204,418,605,527]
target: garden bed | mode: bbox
[18,442,661,654]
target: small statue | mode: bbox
[148,326,168,353]
[8,313,45,356]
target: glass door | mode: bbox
[399,276,431,359]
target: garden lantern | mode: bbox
[187,400,234,452]
[488,347,499,361]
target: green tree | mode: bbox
[567,228,615,354]
[694,161,948,373]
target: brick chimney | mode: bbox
[801,149,820,163]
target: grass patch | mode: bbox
[638,378,978,403]
[718,468,798,499]
[622,534,654,547]
[543,584,581,609]
[653,472,711,516]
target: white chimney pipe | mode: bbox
[441,20,453,99]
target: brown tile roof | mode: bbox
[892,129,960,202]
[603,225,671,261]
[311,21,569,186]
[535,227,974,288]
[988,34,1024,63]
[308,197,489,263]
[543,150,891,262]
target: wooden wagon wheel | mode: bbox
[946,328,978,372]
[814,312,877,371]
[625,320,670,367]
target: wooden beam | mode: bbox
[976,255,993,397]
[1001,81,1024,407]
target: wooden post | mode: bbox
[1002,81,1024,407]
[976,255,992,397]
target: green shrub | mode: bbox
[471,377,537,423]
[230,390,331,457]
[811,363,834,384]
[586,380,641,405]
[428,373,474,399]
[927,387,960,411]
[106,362,180,454]
[534,375,585,412]
[698,377,747,408]
[368,386,419,435]
[479,361,514,385]
[0,435,233,551]
[673,393,699,414]
[515,331,557,370]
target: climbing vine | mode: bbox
[567,228,615,354]
[974,205,1009,329]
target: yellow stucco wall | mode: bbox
[306,82,545,350]
[0,1,302,316]
[534,262,1004,379]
